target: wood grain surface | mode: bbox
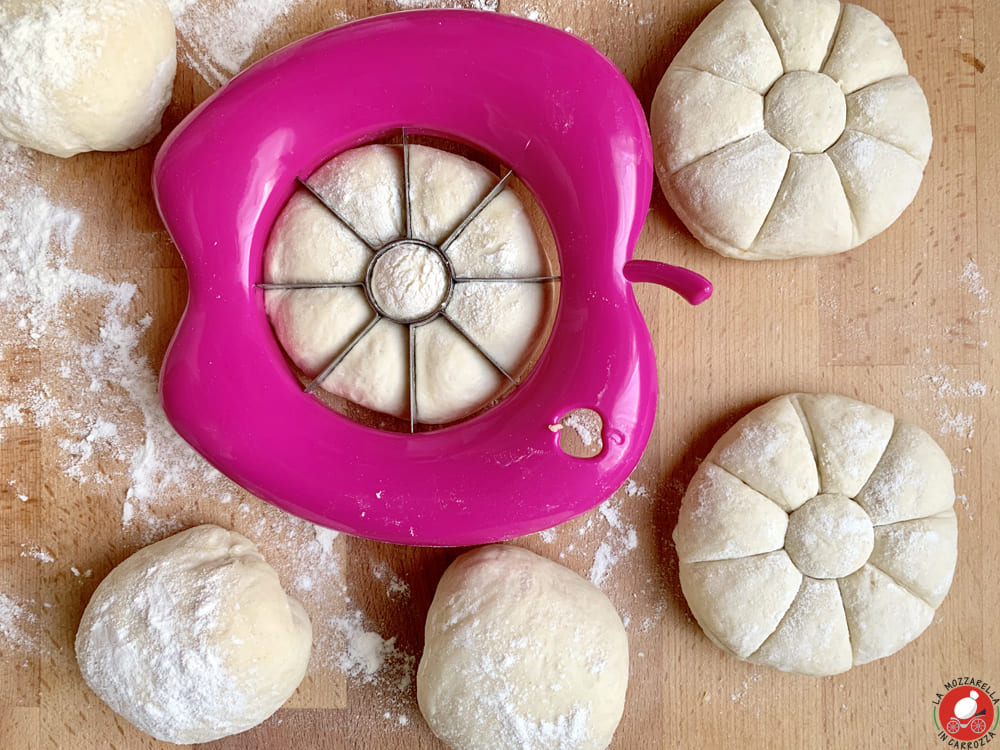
[1,1,997,748]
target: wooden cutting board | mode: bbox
[1,1,997,748]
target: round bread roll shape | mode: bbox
[672,393,957,676]
[0,0,176,157]
[75,525,312,744]
[264,143,549,425]
[417,545,629,750]
[650,0,932,259]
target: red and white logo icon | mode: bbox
[938,687,994,740]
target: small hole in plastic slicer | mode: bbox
[551,408,604,458]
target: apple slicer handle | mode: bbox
[622,259,713,305]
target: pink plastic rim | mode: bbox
[154,10,675,545]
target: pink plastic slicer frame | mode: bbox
[153,10,712,545]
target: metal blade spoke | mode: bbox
[408,324,417,433]
[297,177,378,252]
[305,314,382,393]
[257,281,364,290]
[453,275,561,284]
[439,312,516,384]
[439,170,516,252]
[403,130,413,240]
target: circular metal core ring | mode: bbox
[364,239,455,325]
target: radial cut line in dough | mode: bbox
[673,393,956,675]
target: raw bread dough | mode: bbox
[417,545,629,750]
[650,0,932,259]
[264,143,549,425]
[75,525,312,744]
[0,0,176,157]
[673,393,956,675]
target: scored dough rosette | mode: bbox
[650,0,932,259]
[673,393,957,676]
[263,143,552,425]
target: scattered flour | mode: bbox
[0,142,223,519]
[919,371,989,400]
[371,562,411,599]
[589,488,641,588]
[729,672,763,706]
[0,593,39,651]
[536,528,557,544]
[960,258,989,303]
[956,493,974,521]
[20,545,54,563]
[324,607,417,723]
[166,0,315,86]
[311,524,340,558]
[560,409,604,449]
[903,366,987,443]
[936,407,975,439]
[0,143,85,340]
[2,118,419,723]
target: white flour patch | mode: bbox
[20,545,54,563]
[371,561,411,599]
[0,144,85,340]
[956,493,974,521]
[311,524,340,557]
[560,409,603,449]
[903,366,986,445]
[0,593,39,652]
[958,257,991,348]
[918,372,989,400]
[0,143,223,519]
[323,608,418,723]
[936,407,975,439]
[536,528,557,543]
[166,0,315,87]
[510,5,545,22]
[960,258,989,305]
[730,672,763,711]
[623,478,649,498]
[589,491,640,588]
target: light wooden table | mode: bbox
[1,1,997,748]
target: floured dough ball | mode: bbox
[264,143,551,425]
[673,394,957,675]
[75,525,312,744]
[0,0,176,157]
[650,0,932,259]
[417,545,629,750]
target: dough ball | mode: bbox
[417,545,629,750]
[264,143,551,425]
[75,525,312,744]
[0,0,176,157]
[650,0,931,259]
[673,393,956,675]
